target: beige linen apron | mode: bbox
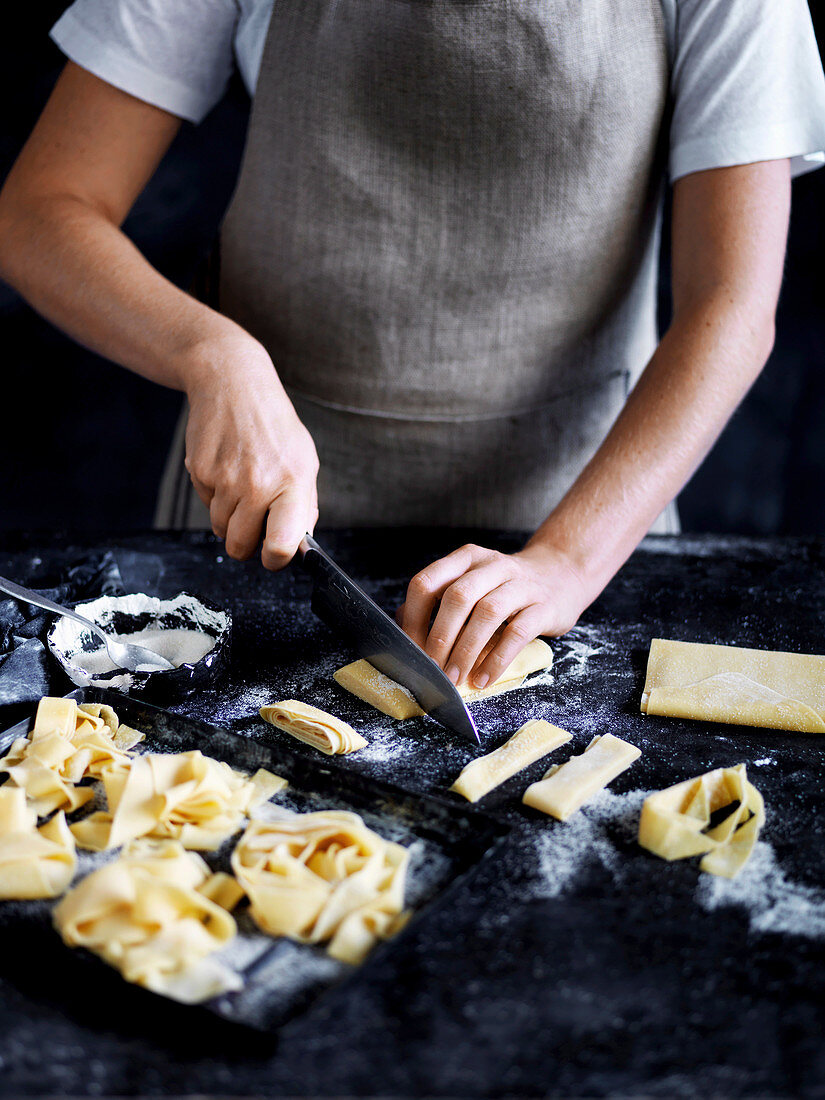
[156,0,678,532]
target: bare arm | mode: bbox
[0,62,318,567]
[401,160,791,686]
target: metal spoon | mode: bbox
[0,574,175,673]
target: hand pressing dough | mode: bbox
[522,733,641,820]
[334,637,554,720]
[70,749,286,851]
[54,837,243,1003]
[0,787,76,899]
[232,809,409,964]
[641,638,825,733]
[0,696,144,817]
[451,719,572,802]
[638,764,764,878]
[259,700,367,755]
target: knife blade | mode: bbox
[297,534,479,744]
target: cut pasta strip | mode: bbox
[451,719,572,802]
[641,638,825,733]
[232,810,409,964]
[54,838,243,1003]
[0,696,143,816]
[259,700,367,755]
[334,637,553,720]
[70,750,286,852]
[522,733,641,820]
[638,764,764,878]
[0,787,76,900]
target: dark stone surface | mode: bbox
[1,529,824,1098]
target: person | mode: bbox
[1,0,824,692]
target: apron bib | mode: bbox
[157,0,676,531]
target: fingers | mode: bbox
[470,607,547,689]
[223,499,267,560]
[400,544,485,648]
[445,580,526,686]
[423,561,511,676]
[261,483,314,571]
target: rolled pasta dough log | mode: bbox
[451,719,572,802]
[334,637,553,720]
[638,764,764,878]
[259,700,367,755]
[522,733,641,820]
[641,638,825,733]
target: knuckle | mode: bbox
[426,634,452,652]
[476,595,503,621]
[444,580,474,607]
[505,621,533,644]
[409,572,435,597]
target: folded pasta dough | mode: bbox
[0,696,144,816]
[70,750,287,851]
[451,719,572,802]
[334,637,554,720]
[259,700,367,755]
[54,837,243,1003]
[0,787,76,899]
[638,764,764,878]
[641,639,825,733]
[232,810,409,964]
[522,733,641,820]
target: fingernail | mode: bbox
[474,672,490,689]
[446,664,460,684]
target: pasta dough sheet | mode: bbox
[0,787,76,900]
[450,719,572,802]
[638,764,764,878]
[70,749,286,852]
[523,733,641,820]
[54,838,243,1003]
[232,810,409,964]
[641,638,825,733]
[259,700,367,755]
[0,696,144,817]
[334,637,554,720]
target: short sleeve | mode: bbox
[50,0,240,124]
[669,0,825,182]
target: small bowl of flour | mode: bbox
[47,591,231,702]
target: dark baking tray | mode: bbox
[0,688,509,1032]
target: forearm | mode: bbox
[0,193,271,392]
[525,295,775,590]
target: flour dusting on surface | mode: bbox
[696,841,825,940]
[528,787,650,898]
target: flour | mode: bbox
[67,628,215,676]
[696,841,825,940]
[553,623,611,681]
[528,787,651,898]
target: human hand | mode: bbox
[183,334,319,570]
[398,542,593,689]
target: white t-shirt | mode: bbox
[51,0,825,182]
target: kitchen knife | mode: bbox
[297,534,479,744]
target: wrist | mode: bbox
[177,321,280,399]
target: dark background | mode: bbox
[1,2,823,536]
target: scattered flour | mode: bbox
[696,841,825,940]
[553,623,611,681]
[529,787,650,898]
[751,757,776,767]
